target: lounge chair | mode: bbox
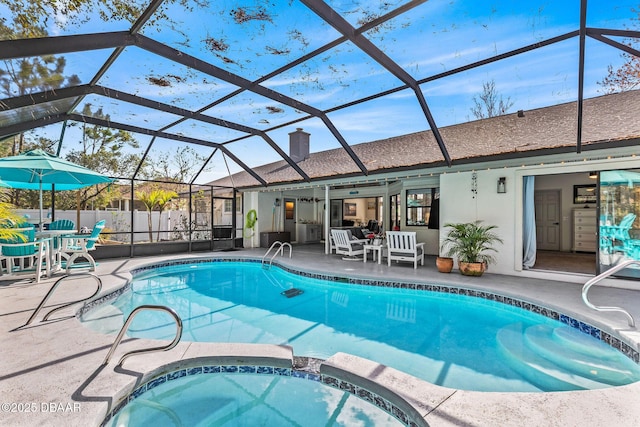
[330,229,367,260]
[386,231,424,269]
[61,220,105,273]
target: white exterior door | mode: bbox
[535,190,561,251]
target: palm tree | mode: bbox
[136,188,178,242]
[154,190,177,242]
[0,192,27,242]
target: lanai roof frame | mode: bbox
[1,1,639,186]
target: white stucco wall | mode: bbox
[243,191,260,248]
[439,169,517,275]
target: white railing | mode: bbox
[102,305,183,366]
[582,260,637,328]
[21,273,102,327]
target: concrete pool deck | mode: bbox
[1,245,640,426]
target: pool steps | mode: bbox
[552,325,622,358]
[497,323,640,390]
[80,304,124,334]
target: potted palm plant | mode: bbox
[440,221,503,276]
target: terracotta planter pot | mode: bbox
[458,261,486,276]
[436,257,454,273]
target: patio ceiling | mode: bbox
[1,0,639,187]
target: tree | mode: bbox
[0,0,201,38]
[470,79,514,119]
[0,136,60,209]
[0,21,80,155]
[135,188,178,242]
[0,19,80,212]
[598,8,640,94]
[59,105,141,211]
[600,58,640,94]
[145,146,210,183]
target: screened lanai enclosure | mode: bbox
[1,0,640,257]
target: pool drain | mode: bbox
[281,288,304,298]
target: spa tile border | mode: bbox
[101,364,421,427]
[87,257,638,365]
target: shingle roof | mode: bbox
[211,90,640,189]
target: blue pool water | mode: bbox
[105,371,404,427]
[82,261,640,392]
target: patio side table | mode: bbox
[363,244,383,264]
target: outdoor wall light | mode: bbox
[497,177,507,193]
[589,171,598,179]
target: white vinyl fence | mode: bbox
[15,209,195,243]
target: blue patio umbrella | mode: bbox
[601,170,640,188]
[0,149,113,227]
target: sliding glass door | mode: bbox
[599,169,640,278]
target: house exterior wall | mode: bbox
[439,169,517,276]
[241,150,640,284]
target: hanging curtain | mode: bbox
[522,176,536,269]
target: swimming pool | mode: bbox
[103,365,409,427]
[82,258,640,392]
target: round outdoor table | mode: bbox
[36,230,74,274]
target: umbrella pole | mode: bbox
[39,178,44,229]
[76,191,81,233]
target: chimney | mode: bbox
[289,128,310,163]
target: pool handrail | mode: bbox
[582,260,637,328]
[21,273,102,327]
[262,241,292,268]
[102,305,183,366]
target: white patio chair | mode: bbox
[330,229,367,260]
[60,220,105,273]
[386,231,425,269]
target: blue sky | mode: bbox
[2,1,638,183]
